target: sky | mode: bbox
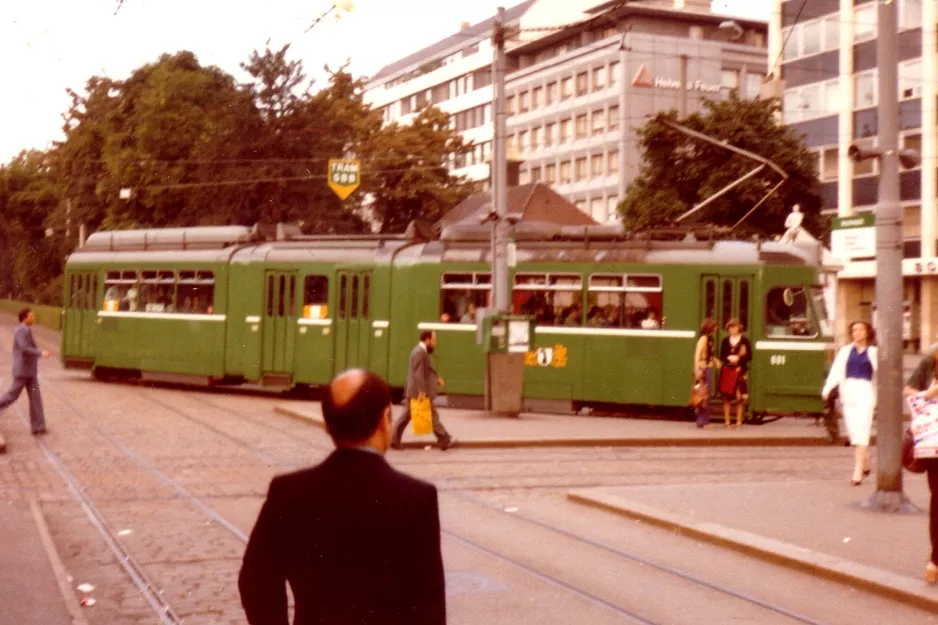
[0,0,769,163]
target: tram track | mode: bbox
[17,375,850,625]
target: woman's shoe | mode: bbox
[863,469,871,477]
[925,562,938,584]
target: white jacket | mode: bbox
[822,344,878,401]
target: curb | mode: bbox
[273,406,834,449]
[567,488,938,613]
[29,497,91,625]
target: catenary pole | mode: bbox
[864,0,912,512]
[491,6,509,313]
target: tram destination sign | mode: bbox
[832,213,875,260]
[328,159,361,201]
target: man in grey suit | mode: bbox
[391,331,455,450]
[0,308,50,435]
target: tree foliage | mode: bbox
[619,94,823,238]
[1,45,472,304]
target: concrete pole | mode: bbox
[922,0,937,260]
[492,6,509,313]
[617,32,629,204]
[837,0,855,221]
[864,0,912,512]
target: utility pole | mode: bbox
[491,6,509,313]
[864,0,912,512]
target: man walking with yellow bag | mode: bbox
[391,331,456,451]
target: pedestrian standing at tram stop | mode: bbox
[0,308,50,436]
[718,318,752,429]
[902,347,938,585]
[692,318,719,429]
[239,369,447,625]
[821,321,877,486]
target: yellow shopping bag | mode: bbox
[410,397,433,435]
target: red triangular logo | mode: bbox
[632,65,654,88]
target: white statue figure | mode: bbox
[780,204,804,243]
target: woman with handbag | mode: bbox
[821,321,876,486]
[719,318,752,429]
[903,349,938,584]
[692,318,719,428]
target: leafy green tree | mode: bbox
[360,105,475,234]
[619,94,823,238]
[0,151,64,304]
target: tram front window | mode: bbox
[764,286,818,338]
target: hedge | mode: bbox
[0,300,63,331]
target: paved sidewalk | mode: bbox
[569,477,938,612]
[0,497,88,625]
[275,401,847,448]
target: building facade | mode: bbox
[771,0,932,349]
[364,0,768,223]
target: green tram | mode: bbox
[61,223,835,420]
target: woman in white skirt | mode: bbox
[822,321,877,485]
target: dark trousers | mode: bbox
[391,400,450,445]
[928,466,938,565]
[0,376,46,433]
[695,368,712,427]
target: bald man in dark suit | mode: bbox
[239,369,446,625]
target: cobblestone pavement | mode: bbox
[1,318,937,624]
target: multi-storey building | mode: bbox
[771,0,930,349]
[364,0,768,223]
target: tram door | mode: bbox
[333,270,372,372]
[701,274,753,384]
[261,271,297,381]
[64,272,98,362]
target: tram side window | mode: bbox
[513,273,583,326]
[139,270,175,313]
[102,270,139,311]
[440,272,491,323]
[303,276,329,319]
[765,286,818,338]
[586,274,664,329]
[177,270,215,314]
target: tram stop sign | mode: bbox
[328,159,361,201]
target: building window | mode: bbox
[609,62,620,86]
[484,103,492,125]
[592,109,605,135]
[607,197,618,221]
[821,147,838,181]
[904,132,922,155]
[507,95,516,115]
[560,118,571,143]
[856,70,878,109]
[531,167,542,183]
[607,151,619,175]
[575,157,587,181]
[900,59,922,100]
[431,82,449,104]
[721,69,739,91]
[823,14,839,50]
[545,122,555,146]
[561,77,573,100]
[401,97,413,115]
[546,82,557,104]
[745,73,762,99]
[532,86,542,108]
[576,72,588,96]
[608,106,619,132]
[800,19,821,57]
[576,114,588,139]
[591,154,604,178]
[855,4,877,41]
[519,90,530,112]
[560,161,572,184]
[593,66,606,91]
[518,130,528,152]
[900,0,922,30]
[531,126,541,150]
[545,163,557,183]
[824,78,839,114]
[784,12,849,61]
[783,79,838,123]
[520,169,531,185]
[853,137,876,176]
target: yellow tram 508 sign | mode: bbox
[328,159,361,201]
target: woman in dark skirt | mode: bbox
[719,318,752,429]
